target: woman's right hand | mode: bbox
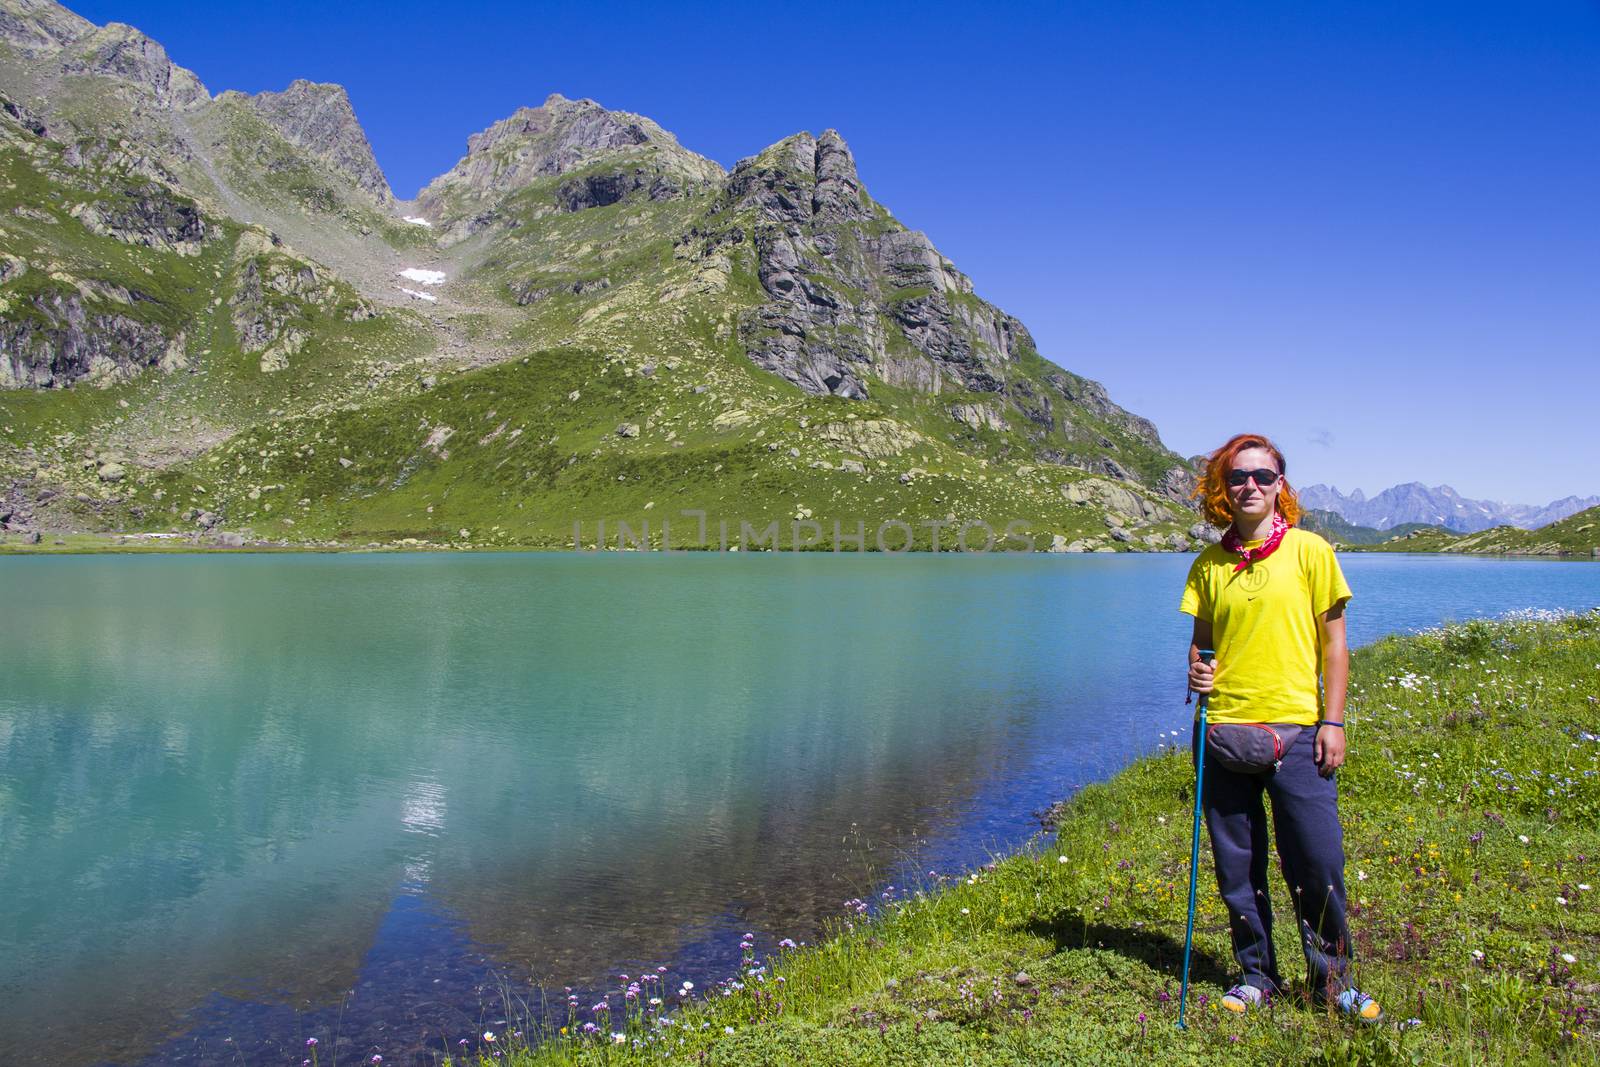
[1188,656,1215,694]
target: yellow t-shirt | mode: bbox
[1178,527,1353,725]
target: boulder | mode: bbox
[815,419,923,459]
[1062,477,1168,523]
[949,403,1007,432]
[1160,465,1198,504]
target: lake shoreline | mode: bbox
[4,531,1597,560]
[475,608,1600,1065]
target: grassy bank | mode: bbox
[438,609,1600,1066]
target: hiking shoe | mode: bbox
[1335,987,1383,1023]
[1221,984,1267,1014]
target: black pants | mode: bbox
[1194,722,1352,998]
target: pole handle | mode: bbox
[1194,647,1215,711]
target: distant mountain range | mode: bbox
[1339,503,1600,559]
[1297,483,1600,534]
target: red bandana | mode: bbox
[1221,511,1290,572]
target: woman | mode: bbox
[1180,432,1382,1022]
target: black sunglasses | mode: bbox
[1227,467,1281,488]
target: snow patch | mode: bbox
[400,268,446,285]
[398,287,438,303]
[402,216,432,228]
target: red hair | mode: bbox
[1191,432,1302,528]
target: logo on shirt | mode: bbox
[1237,563,1271,594]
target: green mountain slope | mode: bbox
[1345,504,1600,558]
[1,0,1204,552]
[1297,507,1447,546]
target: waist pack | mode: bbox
[1205,722,1303,774]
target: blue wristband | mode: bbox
[1317,720,1345,729]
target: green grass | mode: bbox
[65,339,1190,551]
[436,609,1600,1065]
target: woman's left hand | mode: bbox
[1315,725,1346,777]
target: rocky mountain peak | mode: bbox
[0,0,93,55]
[727,129,869,225]
[813,129,864,214]
[58,18,209,110]
[416,93,723,226]
[236,79,393,203]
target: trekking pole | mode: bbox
[1177,648,1214,1030]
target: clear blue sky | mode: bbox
[74,0,1600,505]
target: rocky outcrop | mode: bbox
[509,276,610,305]
[0,286,179,388]
[714,132,884,398]
[0,0,94,57]
[1043,371,1163,450]
[234,80,393,203]
[555,166,686,212]
[228,250,369,373]
[0,252,27,285]
[712,130,1064,406]
[60,21,209,110]
[0,94,50,138]
[1158,465,1198,505]
[1059,476,1175,525]
[722,129,870,226]
[814,418,924,459]
[69,182,210,255]
[416,94,724,233]
[231,257,304,360]
[950,403,1006,432]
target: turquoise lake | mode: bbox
[1,552,1597,1065]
